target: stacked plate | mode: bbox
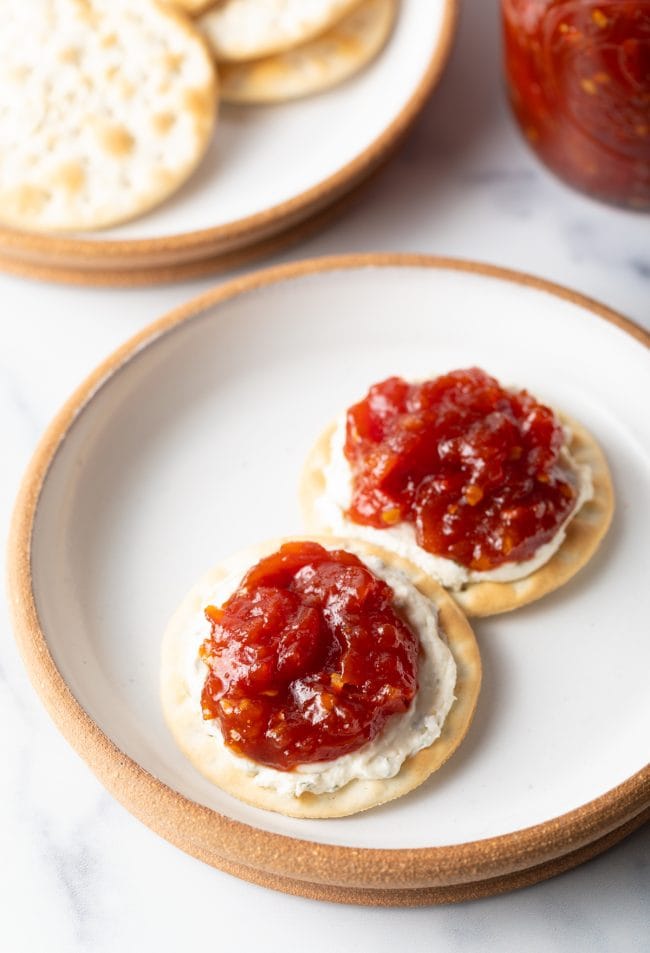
[9,257,650,903]
[0,1,456,286]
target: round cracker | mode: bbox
[300,418,614,618]
[0,0,218,232]
[219,0,396,104]
[161,536,481,818]
[198,0,366,63]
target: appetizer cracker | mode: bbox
[300,373,614,617]
[161,537,481,818]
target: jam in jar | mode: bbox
[502,1,650,208]
[200,542,419,770]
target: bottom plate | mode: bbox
[172,807,650,905]
[0,173,373,287]
[9,255,650,901]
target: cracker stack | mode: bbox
[197,0,398,104]
[0,0,396,236]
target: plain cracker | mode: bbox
[300,418,614,618]
[161,536,481,818]
[220,0,396,104]
[199,0,366,62]
[0,0,218,232]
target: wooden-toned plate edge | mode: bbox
[0,1,458,268]
[0,175,367,288]
[154,803,650,904]
[7,254,650,894]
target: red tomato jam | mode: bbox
[503,1,650,208]
[199,542,419,770]
[344,369,578,571]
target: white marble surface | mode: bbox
[1,2,648,950]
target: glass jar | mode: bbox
[502,1,650,209]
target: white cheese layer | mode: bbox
[316,415,594,591]
[183,544,457,797]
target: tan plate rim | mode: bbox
[7,254,650,897]
[0,1,457,269]
[0,167,371,288]
[142,804,650,905]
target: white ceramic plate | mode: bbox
[10,256,650,900]
[108,0,448,240]
[0,2,455,274]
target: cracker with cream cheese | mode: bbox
[300,418,614,617]
[0,0,217,232]
[198,0,366,62]
[219,0,396,104]
[161,537,481,818]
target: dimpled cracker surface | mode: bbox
[0,0,217,232]
[220,0,397,104]
[199,0,365,62]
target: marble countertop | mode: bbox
[1,2,648,950]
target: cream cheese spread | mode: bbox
[183,544,457,796]
[315,415,594,591]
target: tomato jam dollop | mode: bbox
[344,368,578,572]
[502,1,650,208]
[199,542,419,770]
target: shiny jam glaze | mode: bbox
[502,0,650,208]
[200,542,419,770]
[344,368,578,571]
